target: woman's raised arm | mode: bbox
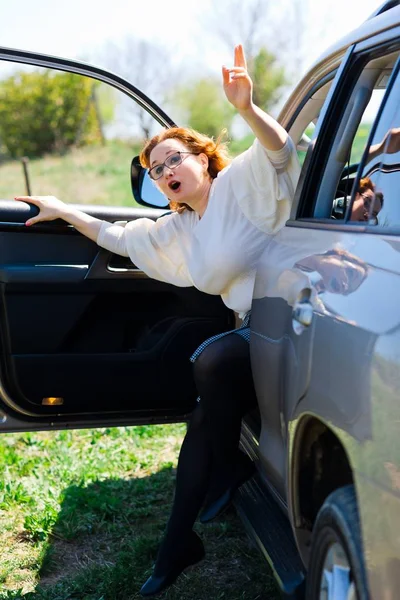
[222,44,287,152]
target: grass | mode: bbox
[0,141,142,208]
[0,425,279,600]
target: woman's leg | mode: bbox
[149,333,256,575]
[193,333,257,501]
[152,402,211,575]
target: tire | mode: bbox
[306,485,369,600]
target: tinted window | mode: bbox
[351,84,400,227]
[332,58,399,221]
[303,49,400,221]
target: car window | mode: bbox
[350,87,400,228]
[288,77,334,166]
[349,88,387,165]
[331,53,400,221]
[330,86,390,220]
[301,48,400,221]
[297,123,315,166]
[0,62,160,209]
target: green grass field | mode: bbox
[0,425,278,600]
[0,142,143,208]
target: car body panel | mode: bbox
[251,10,400,597]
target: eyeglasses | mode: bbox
[360,192,374,209]
[149,151,196,180]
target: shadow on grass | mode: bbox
[4,467,278,600]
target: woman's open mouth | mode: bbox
[168,180,181,192]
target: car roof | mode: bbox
[312,3,400,70]
[278,2,400,128]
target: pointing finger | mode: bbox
[234,44,247,69]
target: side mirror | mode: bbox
[131,156,169,209]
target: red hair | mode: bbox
[358,176,375,194]
[140,127,230,213]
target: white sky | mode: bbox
[0,0,384,75]
[0,0,386,131]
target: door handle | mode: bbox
[292,300,313,335]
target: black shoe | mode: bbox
[200,455,256,524]
[139,531,205,597]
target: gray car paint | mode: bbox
[251,11,400,589]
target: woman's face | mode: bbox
[149,139,210,204]
[350,188,382,222]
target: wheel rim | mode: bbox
[319,541,357,600]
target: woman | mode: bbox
[15,45,300,596]
[350,176,383,223]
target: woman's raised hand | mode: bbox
[383,127,400,154]
[14,195,67,226]
[222,44,253,112]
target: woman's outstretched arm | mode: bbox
[222,44,287,151]
[14,195,103,242]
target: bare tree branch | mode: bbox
[200,0,278,57]
[199,0,338,83]
[95,37,175,139]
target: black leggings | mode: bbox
[154,332,257,574]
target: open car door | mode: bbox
[0,48,234,432]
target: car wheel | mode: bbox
[306,485,369,600]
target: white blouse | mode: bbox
[97,137,301,318]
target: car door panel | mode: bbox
[248,44,360,500]
[252,39,400,512]
[0,201,234,423]
[251,226,400,499]
[251,237,317,498]
[0,49,235,427]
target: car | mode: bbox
[0,1,400,598]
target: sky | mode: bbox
[0,0,385,76]
[0,0,387,131]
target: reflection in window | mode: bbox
[350,89,386,165]
[333,89,391,221]
[357,106,400,227]
[349,176,383,224]
[332,52,399,222]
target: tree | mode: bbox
[97,38,176,140]
[198,0,287,115]
[200,0,277,59]
[172,78,235,139]
[200,0,339,84]
[0,70,105,158]
[248,47,286,111]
